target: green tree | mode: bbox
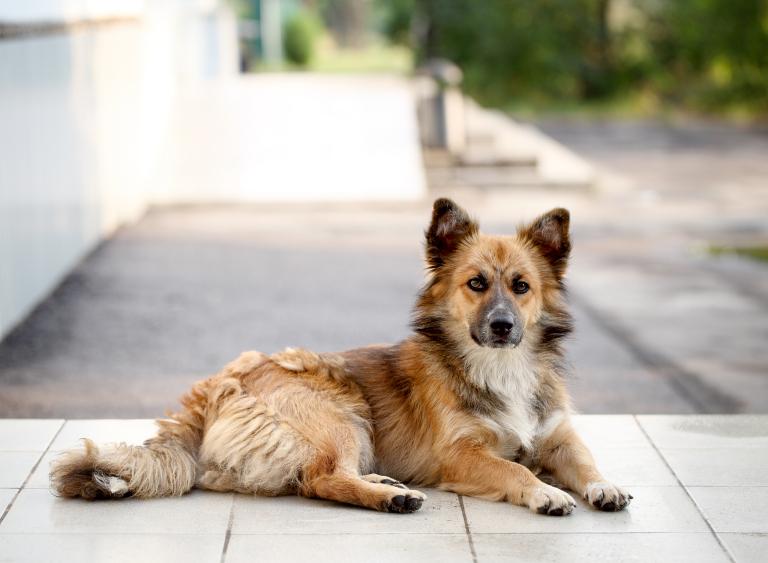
[644,0,768,111]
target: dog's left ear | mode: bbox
[520,208,571,277]
[425,198,479,270]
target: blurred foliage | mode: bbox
[284,10,321,66]
[413,0,618,104]
[316,0,369,47]
[378,0,415,46]
[710,245,768,263]
[643,0,768,114]
[309,37,412,73]
[377,0,768,116]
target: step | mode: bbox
[456,151,538,168]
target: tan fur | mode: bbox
[50,200,630,515]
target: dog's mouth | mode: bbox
[471,331,521,349]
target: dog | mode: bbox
[51,198,631,515]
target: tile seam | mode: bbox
[219,494,236,563]
[458,494,478,563]
[0,420,66,527]
[0,531,728,536]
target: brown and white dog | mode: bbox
[51,198,631,516]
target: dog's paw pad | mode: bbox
[585,482,631,512]
[385,490,426,514]
[528,484,576,516]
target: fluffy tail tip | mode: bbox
[49,439,131,500]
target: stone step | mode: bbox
[426,165,590,190]
[456,99,596,189]
[456,151,537,168]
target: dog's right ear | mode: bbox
[425,198,478,270]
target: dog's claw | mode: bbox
[586,482,632,512]
[529,484,576,516]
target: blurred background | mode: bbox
[1,0,766,417]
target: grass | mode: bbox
[309,37,413,74]
[501,93,768,125]
[501,91,665,121]
[709,245,768,263]
[251,36,413,75]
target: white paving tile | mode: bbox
[25,451,56,489]
[660,448,768,486]
[0,489,233,535]
[463,486,709,534]
[2,416,765,562]
[49,420,158,452]
[589,446,678,486]
[0,420,63,451]
[719,533,768,563]
[27,450,111,490]
[231,489,464,535]
[637,415,768,449]
[570,415,651,449]
[0,533,225,563]
[472,532,730,563]
[688,487,768,534]
[226,533,472,563]
[0,452,42,488]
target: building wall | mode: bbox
[0,0,238,338]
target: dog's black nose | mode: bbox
[490,319,513,337]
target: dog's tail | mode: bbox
[50,386,209,500]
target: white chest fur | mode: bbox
[463,344,541,454]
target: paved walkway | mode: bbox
[0,415,765,562]
[534,118,768,413]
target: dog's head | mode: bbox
[414,198,571,351]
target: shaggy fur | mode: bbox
[51,199,631,515]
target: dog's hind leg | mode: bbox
[303,471,426,513]
[298,427,426,513]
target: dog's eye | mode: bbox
[512,280,529,294]
[467,277,487,292]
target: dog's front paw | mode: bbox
[526,484,576,516]
[385,489,427,514]
[584,481,632,512]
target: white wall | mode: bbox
[0,0,426,339]
[0,0,238,338]
[152,74,426,203]
[0,0,143,22]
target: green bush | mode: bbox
[284,11,318,67]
